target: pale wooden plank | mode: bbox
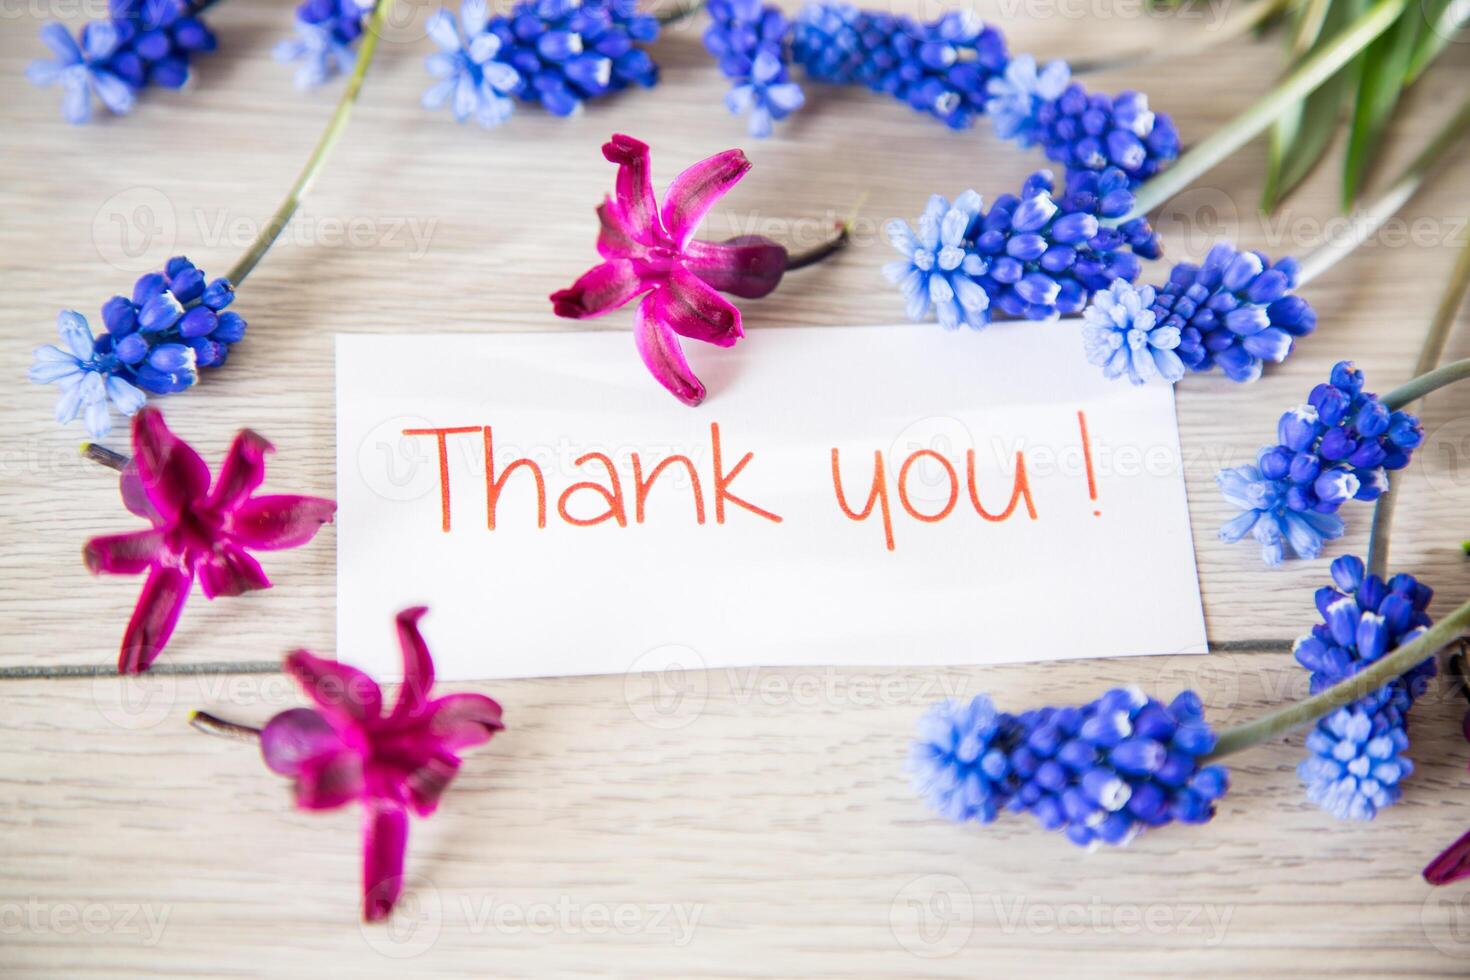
[3,0,1470,973]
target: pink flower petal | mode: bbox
[228,494,337,550]
[130,407,211,520]
[648,267,744,348]
[363,803,409,922]
[390,606,435,720]
[118,565,191,674]
[118,461,159,521]
[681,236,788,299]
[84,529,163,575]
[1425,827,1470,885]
[197,543,272,599]
[295,749,365,811]
[634,295,706,406]
[208,429,273,512]
[261,707,346,776]
[602,134,662,245]
[404,755,459,817]
[427,692,505,750]
[285,649,384,725]
[549,259,649,319]
[596,199,640,259]
[660,148,750,247]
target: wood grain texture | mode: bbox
[3,0,1470,974]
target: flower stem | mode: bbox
[223,0,398,286]
[1121,0,1408,222]
[80,442,129,472]
[1069,0,1296,76]
[654,0,707,26]
[1365,236,1470,576]
[189,710,261,742]
[1294,96,1470,287]
[785,222,851,271]
[1207,594,1470,759]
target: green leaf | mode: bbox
[1262,0,1364,210]
[1341,7,1421,207]
[1404,0,1466,84]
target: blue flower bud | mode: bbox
[102,296,138,336]
[138,292,184,333]
[1110,737,1166,775]
[178,306,218,339]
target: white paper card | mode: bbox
[336,325,1206,680]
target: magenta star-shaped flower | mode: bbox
[260,607,505,921]
[550,133,789,406]
[84,407,336,673]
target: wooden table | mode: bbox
[4,1,1470,974]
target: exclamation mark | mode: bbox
[1077,410,1100,517]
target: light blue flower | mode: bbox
[1082,279,1184,385]
[422,0,522,127]
[1217,460,1345,565]
[30,311,147,439]
[27,21,136,125]
[274,19,356,90]
[725,49,805,138]
[985,53,1069,147]
[882,192,990,330]
[1299,706,1413,821]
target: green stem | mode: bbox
[1294,96,1470,286]
[1365,236,1470,576]
[1069,0,1296,75]
[655,0,707,25]
[1382,357,1470,411]
[784,223,850,271]
[1207,595,1470,759]
[1121,0,1408,222]
[223,0,398,286]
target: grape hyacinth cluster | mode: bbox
[884,168,1161,328]
[1294,556,1435,820]
[1218,361,1423,565]
[27,0,219,124]
[792,3,1008,130]
[422,0,659,127]
[29,257,245,439]
[986,55,1179,187]
[703,0,804,138]
[910,688,1229,847]
[1153,243,1317,383]
[274,0,372,90]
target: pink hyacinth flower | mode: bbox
[260,607,505,922]
[550,133,789,406]
[83,407,336,674]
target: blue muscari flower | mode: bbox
[27,21,136,124]
[1006,688,1227,848]
[792,3,1009,130]
[30,256,245,438]
[1150,242,1317,383]
[1294,555,1434,820]
[883,191,990,329]
[423,0,658,125]
[1082,279,1183,385]
[885,169,1161,327]
[494,0,660,117]
[423,0,522,126]
[984,53,1069,149]
[1219,362,1423,564]
[29,311,149,439]
[28,1,219,123]
[108,0,218,90]
[704,0,804,138]
[275,0,371,89]
[990,54,1179,186]
[911,688,1229,848]
[909,695,1015,823]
